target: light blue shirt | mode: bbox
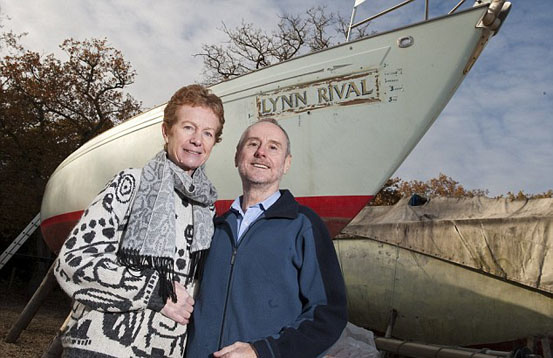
[230,191,281,241]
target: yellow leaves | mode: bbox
[371,173,489,206]
[503,189,553,200]
[372,173,551,206]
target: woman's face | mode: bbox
[162,105,220,174]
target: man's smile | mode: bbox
[252,163,269,169]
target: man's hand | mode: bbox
[213,342,257,358]
[160,282,194,325]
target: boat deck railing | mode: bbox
[346,0,507,41]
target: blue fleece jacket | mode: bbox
[186,190,347,358]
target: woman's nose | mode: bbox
[190,131,202,145]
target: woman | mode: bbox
[54,84,224,357]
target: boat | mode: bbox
[39,0,522,347]
[41,0,510,251]
[336,196,553,346]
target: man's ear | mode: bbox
[283,154,292,174]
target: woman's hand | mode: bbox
[160,282,195,324]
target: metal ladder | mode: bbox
[0,213,41,271]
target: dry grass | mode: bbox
[0,284,70,358]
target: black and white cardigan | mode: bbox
[54,169,213,358]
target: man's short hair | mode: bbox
[163,84,225,143]
[236,118,291,156]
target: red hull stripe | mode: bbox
[41,195,373,253]
[41,211,86,227]
[214,195,371,218]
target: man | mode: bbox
[187,118,347,358]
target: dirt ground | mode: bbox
[0,284,70,358]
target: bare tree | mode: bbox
[335,13,372,40]
[305,7,334,51]
[196,6,370,85]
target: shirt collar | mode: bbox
[230,190,281,217]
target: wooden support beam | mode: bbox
[375,337,510,358]
[541,336,552,358]
[5,262,58,343]
[41,332,63,358]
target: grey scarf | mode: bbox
[118,150,217,302]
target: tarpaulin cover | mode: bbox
[323,323,379,358]
[340,196,553,294]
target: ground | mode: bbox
[0,283,70,357]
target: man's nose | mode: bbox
[254,145,266,157]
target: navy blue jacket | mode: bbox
[186,190,347,358]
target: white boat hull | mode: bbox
[41,6,492,251]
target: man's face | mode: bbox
[162,105,219,175]
[235,121,291,191]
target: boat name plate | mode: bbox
[256,70,381,118]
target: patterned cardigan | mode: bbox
[54,169,213,358]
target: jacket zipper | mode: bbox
[216,218,263,350]
[217,235,238,349]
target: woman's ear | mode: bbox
[161,123,169,143]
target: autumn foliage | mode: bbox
[0,32,142,241]
[371,173,553,206]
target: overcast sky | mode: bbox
[1,0,551,196]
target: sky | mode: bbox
[0,0,551,196]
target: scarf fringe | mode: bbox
[118,248,209,303]
[185,249,208,287]
[117,248,177,303]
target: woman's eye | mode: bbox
[204,131,213,138]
